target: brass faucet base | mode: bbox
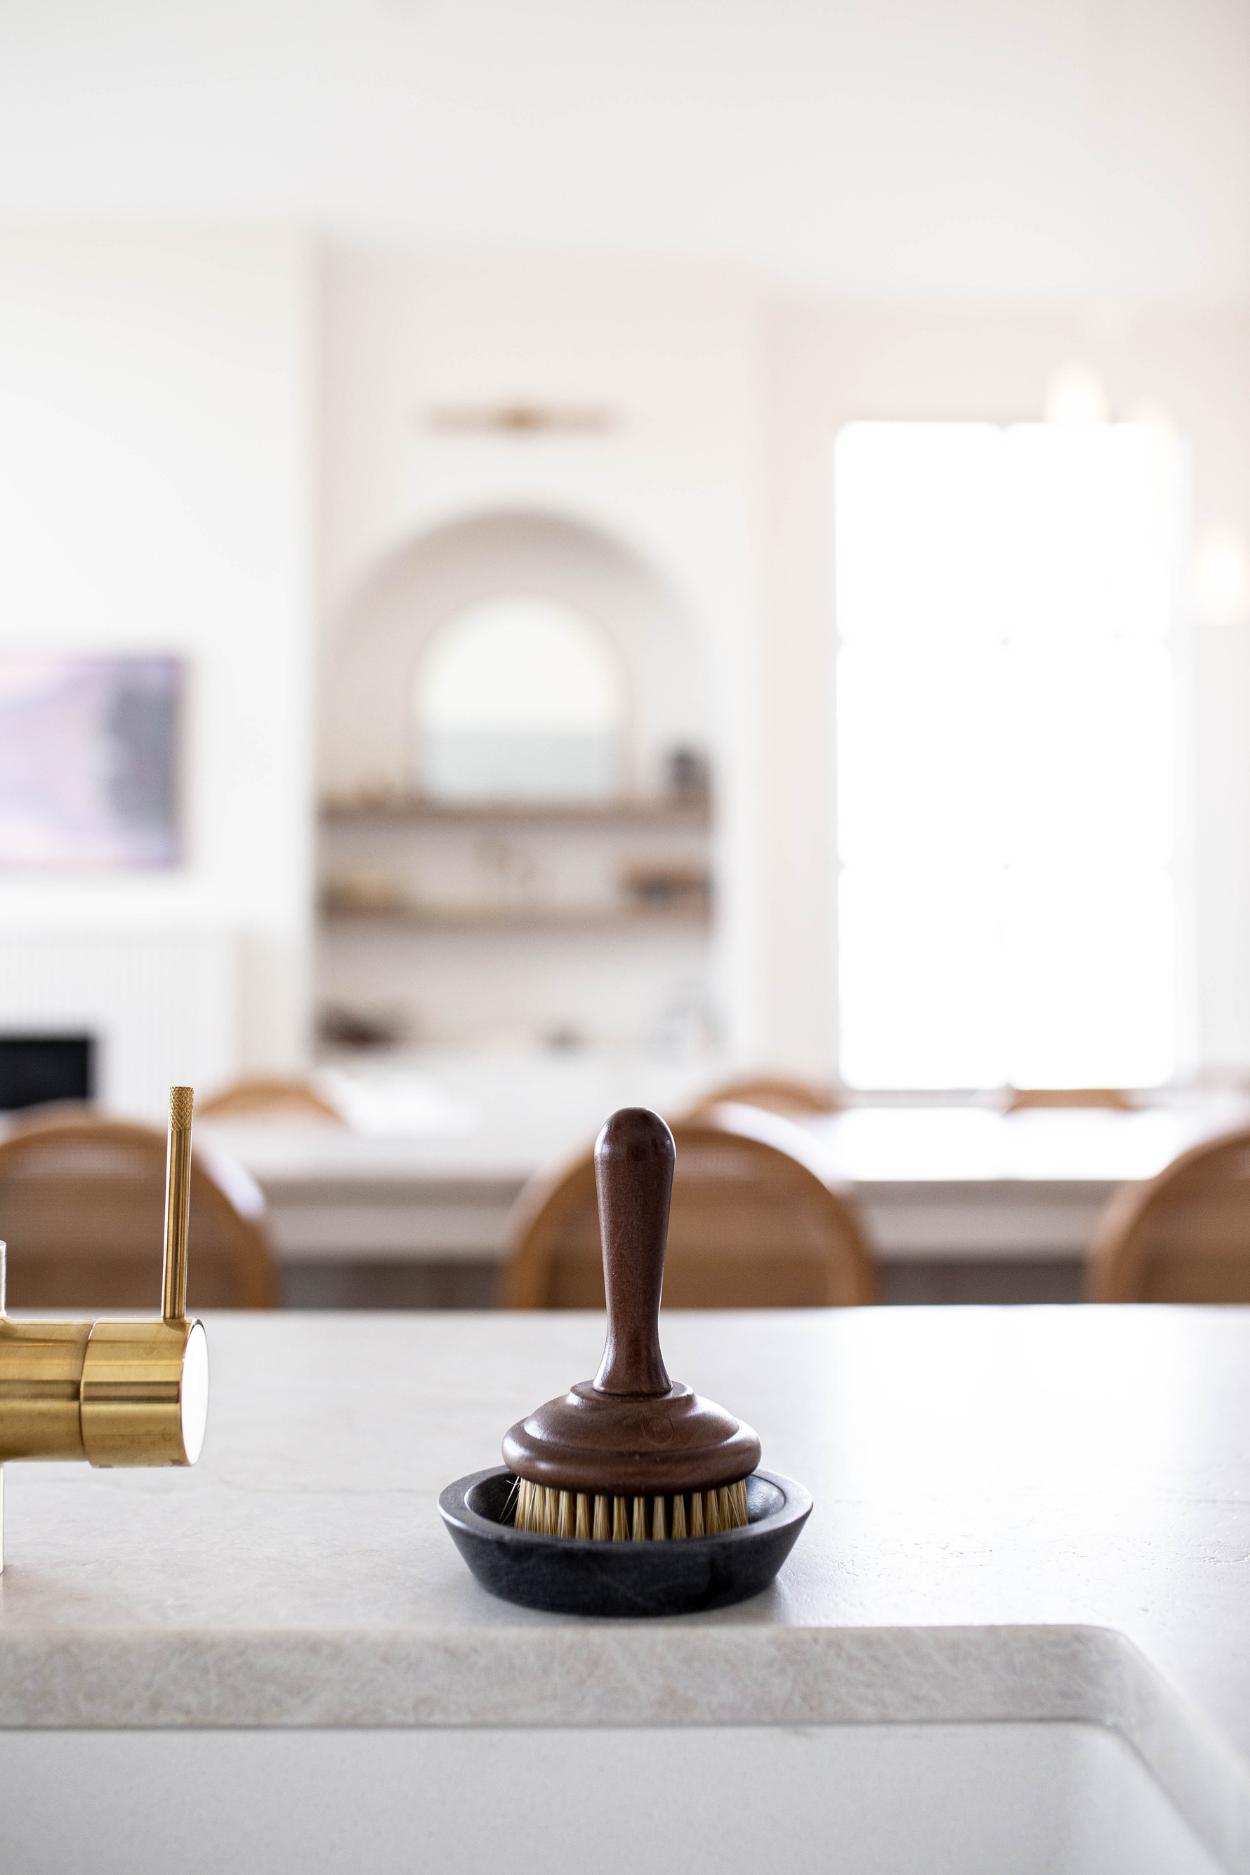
[0,1320,93,1461]
[81,1318,207,1469]
[0,1316,207,1570]
[0,1085,209,1572]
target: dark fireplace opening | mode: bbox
[0,1034,95,1113]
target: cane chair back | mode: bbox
[506,1103,875,1309]
[198,1077,342,1124]
[682,1074,840,1120]
[1088,1125,1250,1303]
[0,1114,276,1310]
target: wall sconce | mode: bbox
[423,404,617,436]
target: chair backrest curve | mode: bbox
[1088,1123,1250,1304]
[505,1106,876,1309]
[0,1114,276,1310]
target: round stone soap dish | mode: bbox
[439,1106,814,1617]
[438,1465,812,1617]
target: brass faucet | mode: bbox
[0,1086,209,1568]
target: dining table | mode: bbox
[196,1055,1250,1306]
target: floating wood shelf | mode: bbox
[319,797,712,828]
[320,902,711,932]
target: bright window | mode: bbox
[834,421,1188,1091]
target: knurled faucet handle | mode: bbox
[78,1086,208,1469]
[162,1085,193,1323]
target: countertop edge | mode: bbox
[2,1621,1249,1867]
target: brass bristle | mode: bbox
[512,1478,751,1538]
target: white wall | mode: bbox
[0,228,316,1102]
[1,0,1247,306]
[0,929,236,1119]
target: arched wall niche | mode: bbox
[320,509,710,802]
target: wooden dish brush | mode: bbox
[503,1106,761,1541]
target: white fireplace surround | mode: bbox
[0,929,237,1122]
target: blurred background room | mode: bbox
[2,0,1250,1312]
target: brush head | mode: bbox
[502,1107,762,1524]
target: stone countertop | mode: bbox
[3,1309,1250,1864]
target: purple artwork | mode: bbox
[0,656,182,869]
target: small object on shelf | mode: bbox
[320,872,409,915]
[664,745,710,801]
[317,1004,409,1050]
[541,1024,586,1053]
[320,784,409,817]
[439,1107,811,1615]
[620,860,711,913]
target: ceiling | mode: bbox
[2,0,1248,304]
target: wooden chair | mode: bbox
[505,1102,876,1308]
[1087,1125,1250,1303]
[198,1077,343,1124]
[0,1113,276,1310]
[682,1074,840,1121]
[1006,1088,1132,1112]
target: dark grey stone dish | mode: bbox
[438,1466,812,1617]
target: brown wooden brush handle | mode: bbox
[592,1107,673,1397]
[503,1103,761,1493]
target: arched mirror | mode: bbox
[414,594,627,801]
